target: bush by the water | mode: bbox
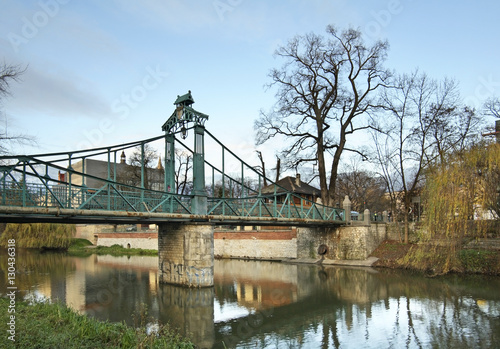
[0,223,75,249]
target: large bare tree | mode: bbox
[372,70,482,243]
[255,26,390,206]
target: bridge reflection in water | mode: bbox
[2,251,500,348]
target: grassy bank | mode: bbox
[0,298,193,348]
[0,224,157,257]
[371,240,500,276]
[68,238,157,257]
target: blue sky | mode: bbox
[1,0,499,172]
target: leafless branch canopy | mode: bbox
[255,26,390,205]
[0,62,26,100]
[371,70,483,242]
[0,63,32,154]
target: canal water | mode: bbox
[1,249,500,348]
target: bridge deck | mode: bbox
[0,206,344,226]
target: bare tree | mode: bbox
[0,62,25,99]
[372,70,481,243]
[123,144,159,190]
[175,149,192,195]
[484,97,500,119]
[483,97,500,142]
[255,150,268,187]
[0,62,31,154]
[336,165,389,213]
[255,25,390,206]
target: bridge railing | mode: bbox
[1,177,344,222]
[208,193,343,221]
[0,131,345,223]
[0,178,195,214]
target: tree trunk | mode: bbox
[256,151,268,187]
[403,197,410,244]
[275,156,281,183]
[326,132,346,206]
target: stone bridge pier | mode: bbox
[158,222,214,287]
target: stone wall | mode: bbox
[75,224,101,243]
[96,233,158,250]
[93,224,389,262]
[214,230,297,259]
[94,228,299,260]
[158,223,214,287]
[297,223,389,260]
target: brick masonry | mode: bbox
[214,229,297,259]
[95,229,299,260]
[94,224,392,263]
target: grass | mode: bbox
[458,249,500,274]
[68,238,158,257]
[0,298,193,348]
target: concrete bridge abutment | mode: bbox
[158,222,214,287]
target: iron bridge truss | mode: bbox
[0,131,344,226]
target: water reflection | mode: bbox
[1,250,500,348]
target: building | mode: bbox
[260,174,320,206]
[68,151,165,191]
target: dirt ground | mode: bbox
[370,240,413,268]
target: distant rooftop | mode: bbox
[261,174,320,196]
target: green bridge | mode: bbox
[0,91,352,287]
[0,91,344,227]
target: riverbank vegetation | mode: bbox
[67,238,157,257]
[372,240,500,276]
[0,223,75,249]
[0,223,157,257]
[0,297,193,348]
[372,142,500,276]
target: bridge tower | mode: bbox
[159,91,214,287]
[161,90,209,214]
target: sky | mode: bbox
[1,0,499,175]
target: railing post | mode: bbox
[140,142,145,210]
[364,209,371,225]
[222,148,225,216]
[241,162,244,214]
[107,149,112,210]
[192,125,207,215]
[81,157,87,208]
[165,134,175,193]
[343,195,351,223]
[22,161,27,207]
[2,168,6,205]
[273,184,277,217]
[67,155,73,209]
